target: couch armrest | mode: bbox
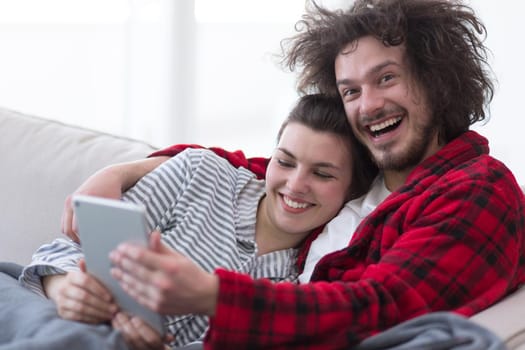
[0,107,158,264]
[470,286,525,350]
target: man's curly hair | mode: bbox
[281,0,495,143]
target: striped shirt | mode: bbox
[20,149,299,347]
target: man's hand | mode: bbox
[110,231,219,317]
[42,260,118,323]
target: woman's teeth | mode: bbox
[283,196,309,209]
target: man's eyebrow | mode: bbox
[336,60,400,87]
[276,147,342,170]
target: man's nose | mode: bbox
[360,87,385,117]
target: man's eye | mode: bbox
[341,88,360,101]
[381,74,395,83]
[343,88,359,96]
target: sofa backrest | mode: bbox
[0,107,158,264]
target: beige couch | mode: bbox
[0,107,157,265]
[0,107,523,348]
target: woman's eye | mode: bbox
[277,159,294,168]
[314,171,334,179]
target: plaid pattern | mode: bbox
[153,131,525,349]
[150,145,269,180]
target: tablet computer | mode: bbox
[72,194,164,335]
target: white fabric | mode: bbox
[299,175,390,283]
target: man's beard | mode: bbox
[373,122,438,172]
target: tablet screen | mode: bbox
[73,194,164,335]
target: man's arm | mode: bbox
[204,176,525,348]
[105,151,524,348]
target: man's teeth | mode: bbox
[369,116,402,132]
[283,196,309,209]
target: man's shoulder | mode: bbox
[415,154,524,219]
[445,153,520,193]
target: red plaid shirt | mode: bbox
[151,131,525,349]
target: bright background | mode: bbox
[0,0,523,184]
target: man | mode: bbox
[64,0,525,349]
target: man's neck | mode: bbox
[383,169,412,192]
[383,133,444,192]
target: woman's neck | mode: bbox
[254,196,310,256]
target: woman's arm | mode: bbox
[62,143,269,241]
[61,156,170,241]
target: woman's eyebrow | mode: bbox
[276,147,295,159]
[276,147,342,170]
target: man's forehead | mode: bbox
[338,36,406,60]
[335,37,407,79]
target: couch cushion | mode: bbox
[0,107,158,264]
[471,286,525,350]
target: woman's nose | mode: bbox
[286,170,309,194]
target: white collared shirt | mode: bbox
[299,175,390,283]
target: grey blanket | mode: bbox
[0,263,507,350]
[0,267,128,350]
[175,312,507,350]
[353,311,507,350]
